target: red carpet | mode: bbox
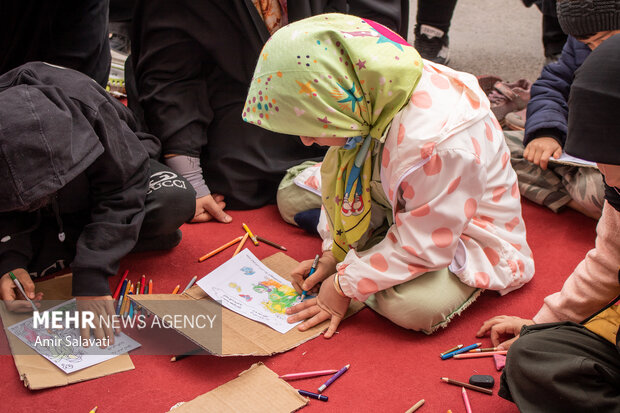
[0,200,597,412]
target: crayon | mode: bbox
[405,399,425,413]
[242,223,259,246]
[8,272,38,311]
[298,390,328,401]
[256,236,287,251]
[112,270,129,299]
[181,275,198,293]
[301,254,320,302]
[233,233,249,257]
[440,377,493,395]
[198,236,243,262]
[318,364,350,393]
[278,370,339,380]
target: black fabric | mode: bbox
[130,0,408,210]
[415,0,458,33]
[566,33,620,165]
[0,0,111,87]
[604,183,620,212]
[557,0,620,37]
[0,62,180,296]
[500,322,620,412]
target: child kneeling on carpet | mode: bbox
[477,34,620,412]
[0,62,195,344]
[242,14,534,336]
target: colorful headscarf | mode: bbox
[243,13,423,261]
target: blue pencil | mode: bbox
[116,279,128,315]
[440,342,482,360]
[301,254,320,302]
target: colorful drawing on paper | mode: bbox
[7,299,140,374]
[196,249,303,333]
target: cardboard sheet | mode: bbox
[132,253,365,356]
[171,362,307,413]
[0,274,135,390]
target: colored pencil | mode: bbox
[8,272,38,311]
[198,236,243,262]
[256,236,287,251]
[440,344,463,356]
[181,275,198,293]
[135,281,141,297]
[171,284,180,294]
[233,233,249,257]
[242,223,259,246]
[468,347,498,353]
[120,281,132,316]
[115,279,128,314]
[298,390,328,401]
[278,369,339,380]
[170,348,203,362]
[89,407,98,413]
[148,279,153,294]
[318,364,350,393]
[462,387,473,413]
[140,274,146,294]
[301,254,320,302]
[453,350,508,359]
[112,269,129,299]
[405,399,425,413]
[440,342,482,359]
[440,377,493,395]
[128,292,134,318]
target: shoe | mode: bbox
[504,108,527,131]
[414,24,450,65]
[341,198,353,217]
[351,194,364,215]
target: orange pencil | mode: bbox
[121,282,133,316]
[148,279,153,294]
[233,233,249,256]
[198,236,243,262]
[171,284,180,294]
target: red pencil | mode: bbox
[139,274,146,294]
[112,270,129,300]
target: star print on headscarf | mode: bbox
[296,80,316,97]
[376,34,404,51]
[337,82,363,113]
[355,59,367,70]
[317,116,332,124]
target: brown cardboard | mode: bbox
[132,252,365,356]
[171,362,307,413]
[0,274,134,390]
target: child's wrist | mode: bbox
[333,273,346,297]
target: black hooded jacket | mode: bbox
[0,62,160,296]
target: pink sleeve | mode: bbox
[337,148,486,301]
[533,203,620,323]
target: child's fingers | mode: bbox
[287,303,321,324]
[302,271,328,291]
[323,315,343,339]
[80,325,92,347]
[298,311,330,332]
[286,297,317,315]
[497,336,518,351]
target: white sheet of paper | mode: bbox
[7,299,140,374]
[196,249,302,334]
[549,152,597,168]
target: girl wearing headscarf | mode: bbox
[243,14,534,336]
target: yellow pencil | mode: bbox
[121,282,132,316]
[89,407,98,413]
[242,223,259,246]
[198,236,243,262]
[233,233,249,256]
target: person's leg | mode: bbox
[504,131,573,212]
[500,322,620,412]
[414,0,458,64]
[365,268,480,333]
[133,160,196,252]
[558,166,605,220]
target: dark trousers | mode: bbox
[500,322,620,413]
[416,0,458,33]
[29,160,195,279]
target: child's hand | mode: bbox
[523,137,562,170]
[286,274,350,338]
[76,295,119,348]
[289,251,338,294]
[192,194,232,223]
[0,268,43,312]
[476,315,534,350]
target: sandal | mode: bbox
[504,108,527,131]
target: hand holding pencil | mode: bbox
[0,269,43,312]
[289,251,338,295]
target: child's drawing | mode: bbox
[7,299,140,374]
[197,249,302,333]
